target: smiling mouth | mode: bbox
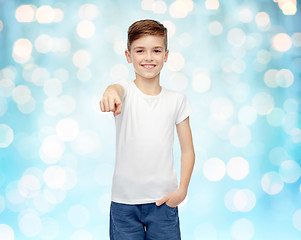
[141,64,156,69]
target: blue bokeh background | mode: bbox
[0,0,301,239]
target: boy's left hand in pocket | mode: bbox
[155,189,187,208]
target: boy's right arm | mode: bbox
[99,84,125,117]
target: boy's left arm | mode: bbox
[156,116,195,207]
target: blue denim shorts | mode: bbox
[110,201,181,240]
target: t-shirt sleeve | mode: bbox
[112,80,129,101]
[175,94,192,125]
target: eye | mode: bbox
[136,50,143,53]
[154,50,162,53]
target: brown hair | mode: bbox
[127,19,167,51]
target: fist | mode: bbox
[99,91,122,117]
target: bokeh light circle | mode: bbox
[278,69,294,87]
[43,79,62,97]
[0,78,15,97]
[0,124,14,148]
[35,34,52,53]
[161,20,176,37]
[203,158,226,182]
[208,21,223,35]
[41,135,65,161]
[18,174,41,198]
[192,73,211,93]
[228,125,251,147]
[255,12,270,30]
[36,5,54,23]
[43,166,66,189]
[227,28,246,47]
[279,160,301,183]
[292,33,301,46]
[68,205,90,227]
[293,209,301,232]
[261,171,283,195]
[56,118,79,141]
[252,92,274,115]
[264,69,278,88]
[166,52,185,71]
[238,106,257,125]
[169,73,188,91]
[238,8,253,23]
[12,85,31,104]
[210,97,233,121]
[227,157,249,180]
[19,210,42,237]
[233,189,256,212]
[283,98,298,113]
[15,5,36,23]
[13,38,32,63]
[73,50,91,68]
[76,20,95,39]
[169,0,193,18]
[224,189,256,213]
[272,33,292,52]
[0,224,14,240]
[152,1,167,14]
[79,4,99,20]
[17,96,36,114]
[231,218,254,240]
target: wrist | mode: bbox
[178,187,187,196]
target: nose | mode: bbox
[145,51,153,61]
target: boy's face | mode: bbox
[125,35,169,81]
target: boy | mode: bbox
[99,19,195,240]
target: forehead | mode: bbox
[131,35,165,48]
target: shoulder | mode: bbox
[163,87,187,103]
[163,87,185,99]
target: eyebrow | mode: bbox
[133,46,164,50]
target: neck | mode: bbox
[134,75,162,96]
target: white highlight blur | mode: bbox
[203,158,226,182]
[228,125,251,147]
[0,224,14,240]
[227,157,249,180]
[210,97,233,121]
[0,124,14,148]
[166,52,185,71]
[252,92,274,115]
[261,171,284,195]
[56,118,79,141]
[192,73,211,93]
[272,33,292,52]
[43,166,66,189]
[15,5,36,22]
[13,38,32,64]
[18,210,42,237]
[77,20,95,39]
[169,0,194,18]
[231,218,254,240]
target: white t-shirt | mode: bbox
[111,80,192,204]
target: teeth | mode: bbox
[143,65,155,69]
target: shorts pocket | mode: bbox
[164,202,177,209]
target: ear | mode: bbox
[125,49,132,63]
[164,49,169,63]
